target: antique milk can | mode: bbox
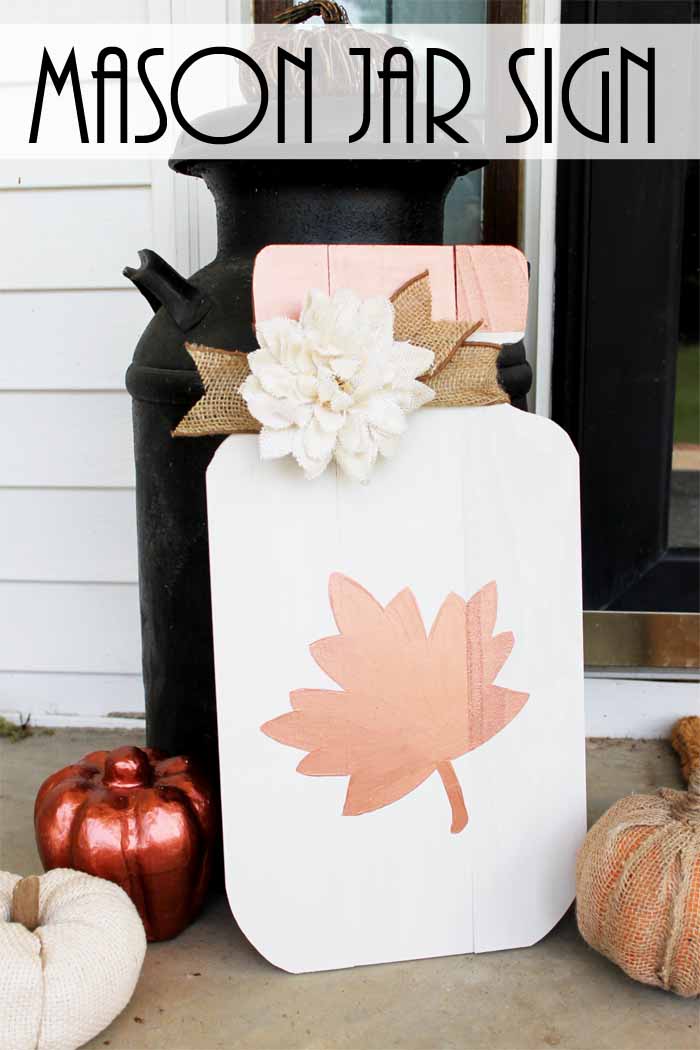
[125,143,531,771]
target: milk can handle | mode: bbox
[124,249,211,332]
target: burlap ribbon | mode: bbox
[173,270,509,439]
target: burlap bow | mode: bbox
[173,270,509,438]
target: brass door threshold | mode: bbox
[584,611,700,673]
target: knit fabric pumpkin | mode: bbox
[0,869,146,1050]
[576,721,700,998]
[241,1,402,103]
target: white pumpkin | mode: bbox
[0,869,146,1050]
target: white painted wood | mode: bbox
[0,672,144,722]
[0,0,182,718]
[522,157,558,418]
[1,289,149,389]
[197,178,219,268]
[147,0,173,22]
[0,392,134,488]
[208,404,586,973]
[172,0,227,22]
[0,489,137,582]
[0,187,152,290]
[521,5,560,416]
[526,159,558,417]
[227,0,254,19]
[171,174,201,278]
[0,583,141,674]
[150,163,179,269]
[526,0,562,24]
[585,676,700,739]
[1,0,148,20]
[0,160,151,189]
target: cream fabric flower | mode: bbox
[240,288,435,481]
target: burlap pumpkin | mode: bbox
[576,720,700,998]
[0,869,146,1050]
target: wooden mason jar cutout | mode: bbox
[207,244,586,974]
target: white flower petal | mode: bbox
[338,413,372,454]
[248,346,299,398]
[374,431,401,458]
[351,359,385,401]
[332,357,360,381]
[314,403,345,433]
[304,418,338,461]
[391,341,435,380]
[395,379,436,413]
[311,340,342,359]
[330,389,353,412]
[241,377,297,430]
[280,340,314,375]
[292,428,333,480]
[307,289,366,356]
[299,288,329,322]
[335,445,377,483]
[366,396,407,436]
[258,426,295,460]
[246,287,436,482]
[258,364,296,399]
[240,373,261,397]
[247,347,277,375]
[302,422,333,464]
[316,370,342,405]
[356,296,394,345]
[256,317,301,358]
[292,402,314,428]
[299,289,336,344]
[295,374,318,400]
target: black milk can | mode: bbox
[124,153,531,771]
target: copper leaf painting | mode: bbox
[261,574,529,834]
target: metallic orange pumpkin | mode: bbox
[34,745,216,941]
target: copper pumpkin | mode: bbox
[34,745,216,941]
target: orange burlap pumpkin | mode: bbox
[576,718,700,998]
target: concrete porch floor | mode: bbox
[1,730,698,1050]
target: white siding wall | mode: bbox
[0,159,152,725]
[0,0,248,729]
[0,1,177,727]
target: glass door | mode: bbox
[553,0,699,679]
[669,161,700,554]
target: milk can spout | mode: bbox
[124,248,211,331]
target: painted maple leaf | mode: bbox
[261,574,529,834]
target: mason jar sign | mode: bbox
[197,243,586,973]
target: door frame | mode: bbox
[552,0,699,615]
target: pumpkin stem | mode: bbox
[11,875,40,931]
[670,717,700,821]
[103,746,152,790]
[670,716,700,785]
[437,761,468,833]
